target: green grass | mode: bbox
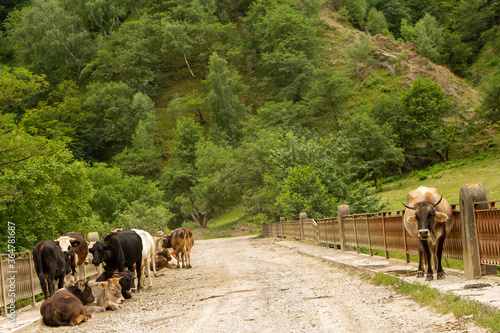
[377,153,500,211]
[362,272,500,332]
[186,207,264,240]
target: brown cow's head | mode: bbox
[402,196,449,240]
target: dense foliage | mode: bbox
[1,0,498,251]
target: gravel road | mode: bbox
[32,236,486,333]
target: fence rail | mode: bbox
[262,184,500,279]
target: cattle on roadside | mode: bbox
[96,270,135,299]
[152,233,164,253]
[89,230,143,291]
[132,229,157,288]
[151,250,177,271]
[163,228,194,269]
[85,232,102,276]
[57,232,88,282]
[33,241,73,300]
[87,277,125,312]
[402,186,454,280]
[40,280,93,326]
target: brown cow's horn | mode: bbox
[433,195,443,207]
[401,201,414,210]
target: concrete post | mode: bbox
[460,183,488,279]
[280,216,286,238]
[338,205,350,251]
[299,213,307,240]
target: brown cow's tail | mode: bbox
[168,229,189,257]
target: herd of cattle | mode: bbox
[33,227,194,326]
[30,186,454,326]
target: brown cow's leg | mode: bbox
[436,236,446,279]
[416,243,424,278]
[421,240,433,281]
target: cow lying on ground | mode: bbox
[40,280,94,326]
[96,271,135,299]
[163,228,194,269]
[56,232,88,282]
[87,277,125,312]
[89,230,143,291]
[151,250,177,271]
[402,186,454,280]
[33,240,74,300]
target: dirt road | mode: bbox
[32,236,486,333]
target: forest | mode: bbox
[1,0,499,252]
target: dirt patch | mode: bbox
[32,236,487,332]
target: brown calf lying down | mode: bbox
[40,280,94,326]
[87,277,125,312]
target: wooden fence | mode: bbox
[0,248,100,317]
[262,184,500,278]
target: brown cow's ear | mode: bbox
[99,282,107,289]
[407,215,418,224]
[71,240,80,247]
[78,280,85,291]
[435,212,448,222]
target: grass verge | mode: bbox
[361,272,500,332]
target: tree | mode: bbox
[78,0,132,35]
[0,113,65,168]
[368,0,411,38]
[5,0,93,82]
[305,68,353,131]
[259,45,315,102]
[86,163,164,225]
[0,65,48,107]
[338,0,365,29]
[479,70,500,124]
[113,114,162,179]
[21,80,92,159]
[0,148,92,251]
[367,8,389,36]
[172,117,204,166]
[337,112,404,188]
[400,18,414,42]
[160,117,204,228]
[413,13,443,63]
[276,165,337,220]
[205,52,248,144]
[399,77,455,161]
[192,140,239,225]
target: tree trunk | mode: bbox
[189,197,208,228]
[435,150,448,162]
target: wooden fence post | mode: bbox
[299,213,307,240]
[269,219,274,237]
[338,205,350,251]
[460,183,488,279]
[280,217,286,238]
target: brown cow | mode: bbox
[40,280,93,326]
[87,277,125,312]
[163,228,194,268]
[402,186,454,281]
[55,232,88,283]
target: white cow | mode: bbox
[132,229,157,288]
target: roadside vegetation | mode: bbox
[363,272,500,332]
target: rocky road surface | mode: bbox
[30,236,486,333]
